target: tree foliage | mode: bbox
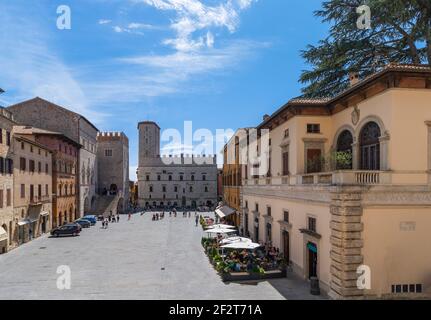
[300,0,431,98]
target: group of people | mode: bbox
[152,212,165,221]
[101,214,120,229]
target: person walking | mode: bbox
[195,215,199,227]
[117,214,120,223]
[128,212,131,221]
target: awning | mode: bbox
[17,219,30,226]
[0,227,7,242]
[215,206,236,219]
[40,211,49,217]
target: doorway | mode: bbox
[283,231,290,263]
[254,218,259,243]
[306,149,322,173]
[307,242,318,279]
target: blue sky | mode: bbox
[0,0,329,180]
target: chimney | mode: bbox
[349,72,359,86]
[263,114,270,122]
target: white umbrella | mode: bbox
[206,224,236,229]
[204,228,237,235]
[221,242,261,250]
[220,237,252,245]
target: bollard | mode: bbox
[310,277,321,295]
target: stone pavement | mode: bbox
[0,212,326,300]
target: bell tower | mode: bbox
[138,121,160,166]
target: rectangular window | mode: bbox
[38,161,42,173]
[146,175,150,181]
[0,190,3,208]
[255,203,259,212]
[105,149,113,157]
[267,206,271,217]
[20,157,26,171]
[0,157,4,174]
[282,151,289,176]
[6,159,12,174]
[284,211,289,223]
[0,128,2,144]
[45,163,49,174]
[308,217,317,233]
[46,184,49,196]
[38,184,42,198]
[20,184,25,198]
[29,160,35,173]
[245,201,248,209]
[307,124,321,134]
[6,189,11,206]
[6,131,10,146]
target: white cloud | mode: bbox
[98,19,112,25]
[138,0,257,51]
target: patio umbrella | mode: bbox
[206,224,236,229]
[204,228,237,235]
[221,242,261,250]
[219,237,252,245]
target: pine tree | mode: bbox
[300,0,431,98]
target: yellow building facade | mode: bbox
[238,64,431,299]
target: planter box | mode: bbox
[221,269,286,282]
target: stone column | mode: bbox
[352,142,359,170]
[379,132,390,171]
[329,186,364,299]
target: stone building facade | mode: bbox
[96,132,129,213]
[237,64,431,299]
[0,108,15,253]
[11,130,53,246]
[14,126,81,228]
[222,128,251,227]
[7,97,98,217]
[137,121,218,209]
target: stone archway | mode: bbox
[110,184,118,195]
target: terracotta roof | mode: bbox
[13,125,82,147]
[258,63,431,129]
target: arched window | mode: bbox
[336,130,353,170]
[360,122,381,170]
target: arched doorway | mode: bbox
[360,122,381,170]
[109,184,118,195]
[336,130,353,169]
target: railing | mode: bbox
[355,171,380,185]
[29,195,50,205]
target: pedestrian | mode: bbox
[188,212,191,218]
[128,212,131,221]
[195,215,199,227]
[29,228,32,240]
[105,218,109,229]
[117,214,120,223]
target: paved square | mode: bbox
[0,212,322,300]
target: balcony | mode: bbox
[244,170,428,187]
[29,195,51,205]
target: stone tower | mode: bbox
[138,121,160,165]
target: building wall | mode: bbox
[242,190,332,292]
[362,206,431,298]
[7,98,99,217]
[34,134,79,227]
[0,109,15,253]
[239,80,431,298]
[78,118,98,216]
[97,132,130,212]
[12,135,53,246]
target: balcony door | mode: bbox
[360,122,381,171]
[306,149,322,173]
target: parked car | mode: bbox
[82,215,97,225]
[51,224,81,237]
[75,219,91,228]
